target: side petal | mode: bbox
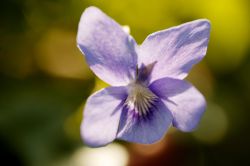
[149,77,206,131]
[139,19,211,83]
[117,100,173,144]
[81,86,127,147]
[77,7,138,86]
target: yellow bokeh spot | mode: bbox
[36,28,93,79]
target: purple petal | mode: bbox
[117,100,173,144]
[149,77,206,131]
[81,86,127,147]
[139,19,211,83]
[77,7,138,86]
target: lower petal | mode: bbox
[81,86,127,147]
[117,100,173,144]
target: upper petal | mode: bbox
[139,19,211,83]
[77,7,138,86]
[81,86,127,147]
[149,77,206,131]
[117,100,173,144]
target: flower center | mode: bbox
[125,82,158,116]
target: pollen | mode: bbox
[125,83,158,116]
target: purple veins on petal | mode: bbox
[125,82,158,117]
[77,6,211,147]
[117,100,173,144]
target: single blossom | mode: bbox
[77,6,211,147]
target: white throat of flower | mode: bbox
[125,82,158,116]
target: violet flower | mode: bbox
[77,6,211,147]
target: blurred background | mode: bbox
[0,0,249,165]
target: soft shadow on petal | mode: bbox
[149,77,191,98]
[139,19,211,83]
[149,77,206,132]
[77,7,138,86]
[117,100,173,144]
[81,86,127,147]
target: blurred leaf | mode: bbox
[0,76,94,166]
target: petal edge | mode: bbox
[139,19,211,83]
[81,86,127,147]
[149,77,206,131]
[77,7,138,86]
